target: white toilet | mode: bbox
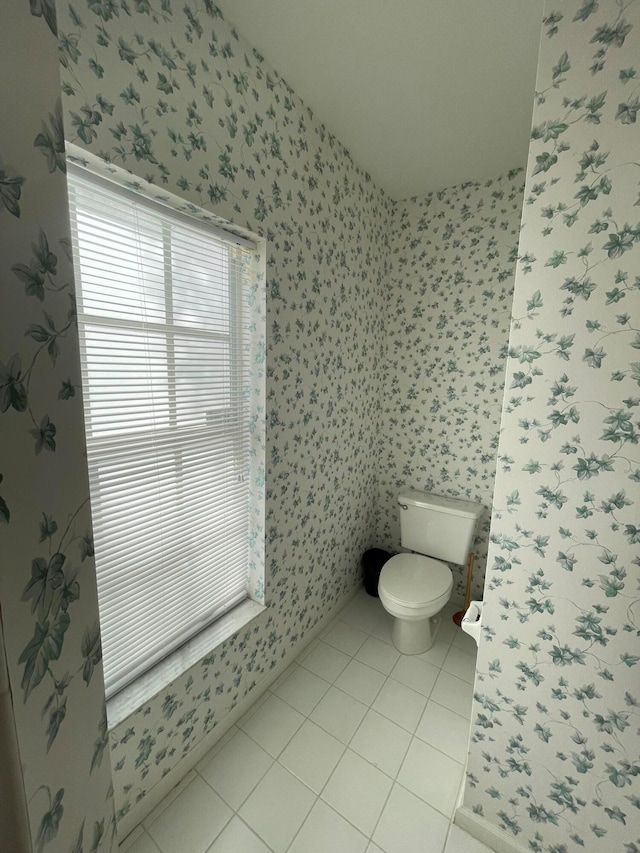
[378,490,483,654]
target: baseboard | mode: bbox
[116,583,362,844]
[454,806,529,853]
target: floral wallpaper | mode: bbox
[0,2,116,851]
[376,173,525,602]
[465,1,640,850]
[56,0,393,825]
[17,1,636,849]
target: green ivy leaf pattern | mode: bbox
[377,171,524,602]
[91,708,109,774]
[5,227,77,456]
[89,817,104,852]
[30,414,57,454]
[34,98,67,174]
[55,0,520,826]
[0,354,28,412]
[35,787,64,853]
[466,2,640,851]
[12,262,46,301]
[58,378,77,399]
[81,621,102,686]
[0,0,626,846]
[70,821,84,853]
[0,473,9,523]
[3,2,116,848]
[45,695,67,751]
[19,613,70,701]
[22,552,65,620]
[0,158,26,217]
[29,0,58,37]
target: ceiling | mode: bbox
[215,0,545,200]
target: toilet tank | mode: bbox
[398,490,483,565]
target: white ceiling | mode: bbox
[215,0,545,200]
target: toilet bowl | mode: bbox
[379,553,453,654]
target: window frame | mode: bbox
[66,155,265,717]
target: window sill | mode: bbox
[106,599,266,730]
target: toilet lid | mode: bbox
[380,554,452,606]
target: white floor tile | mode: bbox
[435,613,457,645]
[452,626,479,654]
[442,645,477,684]
[146,776,232,853]
[297,638,320,663]
[340,596,383,634]
[416,640,450,669]
[440,601,459,619]
[119,829,162,853]
[334,658,386,705]
[207,816,271,853]
[288,799,368,853]
[301,641,351,682]
[430,670,475,719]
[269,662,299,692]
[239,763,315,853]
[390,655,439,698]
[236,692,269,729]
[355,635,400,675]
[372,678,428,733]
[350,709,412,778]
[367,609,394,646]
[444,824,496,853]
[142,771,197,828]
[310,686,368,743]
[273,664,330,715]
[198,729,273,810]
[319,616,340,638]
[124,591,483,853]
[279,719,345,793]
[397,739,463,818]
[322,749,393,837]
[239,693,305,757]
[194,726,238,774]
[373,782,450,853]
[415,700,471,765]
[324,620,369,656]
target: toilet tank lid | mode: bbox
[398,490,484,521]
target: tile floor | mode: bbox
[120,590,492,853]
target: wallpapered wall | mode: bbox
[55,0,393,824]
[465,1,640,850]
[0,3,116,852]
[376,174,525,602]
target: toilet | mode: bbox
[378,490,483,654]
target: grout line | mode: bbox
[139,590,475,853]
[194,737,276,814]
[141,769,198,830]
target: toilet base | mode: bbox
[391,613,441,655]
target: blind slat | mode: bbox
[68,166,254,698]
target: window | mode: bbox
[68,166,257,698]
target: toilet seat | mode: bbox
[379,553,452,615]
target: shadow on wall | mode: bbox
[0,609,32,853]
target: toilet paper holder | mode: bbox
[461,600,483,646]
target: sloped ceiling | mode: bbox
[215,0,545,199]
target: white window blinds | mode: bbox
[68,166,255,698]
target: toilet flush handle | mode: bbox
[398,502,408,510]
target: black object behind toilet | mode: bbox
[362,548,394,597]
